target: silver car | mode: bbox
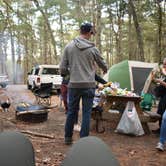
[0,75,9,88]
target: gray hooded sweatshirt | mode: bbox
[60,36,107,88]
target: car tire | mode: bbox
[27,83,31,90]
[31,82,36,91]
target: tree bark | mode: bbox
[32,0,58,62]
[43,23,48,64]
[129,0,144,61]
[156,1,162,62]
[10,32,16,84]
[59,12,64,56]
[108,7,114,66]
[24,35,29,83]
[128,3,132,60]
[114,1,123,63]
[96,2,102,52]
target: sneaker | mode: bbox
[74,124,81,132]
[65,137,72,145]
[156,142,164,151]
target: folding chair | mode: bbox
[34,82,53,106]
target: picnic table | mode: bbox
[91,95,161,134]
[101,95,142,114]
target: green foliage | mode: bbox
[0,0,165,80]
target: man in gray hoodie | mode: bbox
[60,22,107,145]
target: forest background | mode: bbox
[0,0,165,84]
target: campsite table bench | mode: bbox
[91,95,161,134]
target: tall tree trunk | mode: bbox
[92,0,96,28]
[16,43,23,84]
[0,33,7,75]
[108,7,114,66]
[43,23,48,64]
[129,0,144,61]
[116,15,122,62]
[164,0,166,59]
[156,1,162,62]
[5,2,16,83]
[114,1,123,63]
[32,0,57,62]
[15,30,23,84]
[24,35,29,84]
[59,12,64,56]
[48,44,52,64]
[10,32,16,84]
[128,3,132,60]
[39,36,43,62]
[76,0,82,24]
[96,2,102,52]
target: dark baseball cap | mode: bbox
[80,22,96,35]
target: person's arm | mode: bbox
[60,47,69,76]
[92,48,108,74]
[154,78,166,87]
[95,74,107,84]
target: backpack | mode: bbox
[140,93,155,111]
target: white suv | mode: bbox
[27,65,62,91]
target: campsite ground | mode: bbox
[0,85,166,166]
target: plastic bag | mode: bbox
[116,101,144,136]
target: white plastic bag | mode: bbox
[116,101,144,136]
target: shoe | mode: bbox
[65,137,72,145]
[74,124,81,132]
[156,142,164,151]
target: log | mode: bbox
[20,130,55,139]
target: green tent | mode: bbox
[104,60,158,95]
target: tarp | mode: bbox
[104,60,158,95]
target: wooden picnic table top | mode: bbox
[100,95,143,114]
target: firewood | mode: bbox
[20,130,55,139]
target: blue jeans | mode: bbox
[65,88,95,138]
[67,88,79,124]
[159,111,166,144]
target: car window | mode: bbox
[42,68,60,75]
[34,68,40,75]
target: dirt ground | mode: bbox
[0,85,166,166]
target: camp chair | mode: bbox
[61,136,120,166]
[0,131,35,166]
[140,93,155,111]
[34,82,53,106]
